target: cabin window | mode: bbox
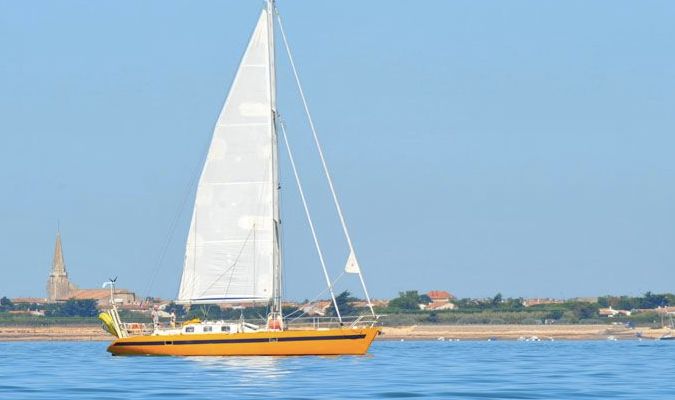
[203,326,212,332]
[221,326,230,332]
[185,327,194,333]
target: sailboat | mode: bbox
[658,312,674,340]
[100,0,380,356]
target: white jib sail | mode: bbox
[178,10,275,304]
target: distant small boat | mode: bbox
[657,312,675,340]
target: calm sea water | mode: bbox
[0,340,673,399]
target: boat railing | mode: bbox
[121,322,154,336]
[118,314,380,337]
[284,315,381,330]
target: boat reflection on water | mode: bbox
[187,356,289,382]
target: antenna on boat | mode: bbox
[102,277,117,305]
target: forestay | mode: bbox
[177,10,275,304]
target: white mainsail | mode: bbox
[177,10,275,304]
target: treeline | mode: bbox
[382,291,674,312]
[371,290,675,326]
[3,290,673,325]
[0,297,98,317]
[598,292,674,310]
[164,291,359,321]
[384,291,527,312]
[381,291,599,322]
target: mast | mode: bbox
[268,0,283,324]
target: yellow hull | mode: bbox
[107,327,380,356]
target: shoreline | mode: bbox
[0,324,670,342]
[378,324,669,341]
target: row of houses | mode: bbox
[10,289,459,316]
[12,288,137,309]
[599,306,675,318]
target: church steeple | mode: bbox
[51,232,67,277]
[47,230,76,302]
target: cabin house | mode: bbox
[523,298,565,307]
[599,307,632,317]
[419,290,456,310]
[11,297,48,306]
[300,300,332,316]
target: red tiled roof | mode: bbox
[427,290,454,300]
[11,297,48,304]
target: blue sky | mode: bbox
[1,1,673,301]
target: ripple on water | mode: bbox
[0,341,674,399]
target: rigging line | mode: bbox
[285,272,346,322]
[278,117,342,324]
[142,138,210,299]
[283,285,330,320]
[190,205,198,301]
[283,272,345,320]
[276,10,375,317]
[193,227,255,299]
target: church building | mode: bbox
[46,232,77,302]
[46,231,137,306]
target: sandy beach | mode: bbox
[379,324,670,341]
[0,325,109,341]
[0,324,670,342]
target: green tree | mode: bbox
[545,309,564,320]
[326,291,357,317]
[499,297,524,310]
[571,303,598,320]
[597,296,610,308]
[0,296,13,311]
[419,294,432,305]
[388,291,422,311]
[617,296,638,310]
[455,298,480,309]
[164,302,186,318]
[640,292,668,309]
[52,299,99,317]
[186,304,226,320]
[426,311,439,323]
